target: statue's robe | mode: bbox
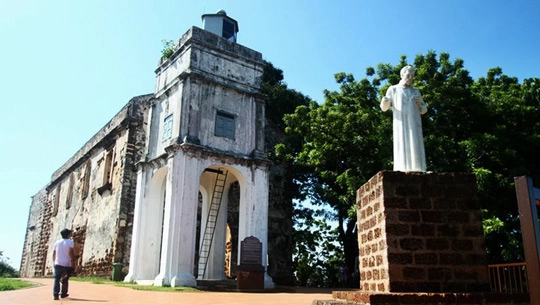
[381,84,427,172]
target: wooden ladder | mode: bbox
[197,168,228,278]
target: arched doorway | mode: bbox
[125,166,167,283]
[196,166,241,280]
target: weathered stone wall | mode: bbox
[20,186,51,277]
[356,171,489,293]
[72,130,128,276]
[155,26,263,96]
[265,122,295,285]
[149,26,265,162]
[20,95,152,277]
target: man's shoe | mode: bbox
[54,296,59,300]
[61,294,69,298]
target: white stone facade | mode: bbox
[124,26,273,288]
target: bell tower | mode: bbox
[202,9,239,42]
[125,11,273,288]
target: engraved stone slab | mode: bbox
[240,236,262,266]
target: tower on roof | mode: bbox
[201,9,239,42]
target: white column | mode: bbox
[124,165,148,282]
[238,164,274,288]
[154,150,198,287]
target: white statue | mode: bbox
[380,65,427,172]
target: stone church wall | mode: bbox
[20,95,152,277]
[265,122,296,285]
[20,186,50,277]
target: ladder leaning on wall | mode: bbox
[197,168,228,278]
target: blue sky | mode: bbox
[1,0,539,269]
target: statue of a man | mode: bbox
[380,65,427,172]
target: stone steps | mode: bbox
[196,279,237,291]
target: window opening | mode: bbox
[98,148,115,195]
[81,161,91,199]
[52,185,61,216]
[215,111,235,139]
[66,174,74,209]
[163,114,173,141]
[222,19,236,41]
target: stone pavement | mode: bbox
[0,278,336,305]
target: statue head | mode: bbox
[400,65,415,87]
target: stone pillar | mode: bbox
[154,150,198,287]
[124,164,150,282]
[356,171,489,293]
[238,164,274,289]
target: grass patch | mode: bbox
[0,276,199,293]
[0,278,35,291]
[70,277,111,284]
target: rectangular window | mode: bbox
[66,174,74,209]
[162,114,173,141]
[103,150,113,185]
[81,161,91,199]
[52,185,61,216]
[215,111,235,139]
[222,19,235,40]
[97,148,114,195]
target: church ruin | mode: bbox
[20,11,293,288]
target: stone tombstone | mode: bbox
[237,236,264,290]
[240,236,262,266]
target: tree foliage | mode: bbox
[0,251,18,278]
[262,60,315,285]
[263,60,357,287]
[293,205,344,287]
[278,50,540,284]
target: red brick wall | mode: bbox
[356,171,490,293]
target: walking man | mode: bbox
[52,228,75,300]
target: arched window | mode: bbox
[66,174,74,209]
[52,185,61,216]
[98,147,115,195]
[81,161,91,199]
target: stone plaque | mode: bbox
[240,236,262,266]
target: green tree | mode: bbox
[467,69,540,262]
[263,61,356,286]
[279,69,390,278]
[293,208,344,287]
[0,251,18,278]
[262,60,312,285]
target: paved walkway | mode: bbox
[0,278,336,305]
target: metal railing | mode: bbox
[488,262,528,293]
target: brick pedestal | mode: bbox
[313,171,529,305]
[237,270,264,290]
[356,171,489,293]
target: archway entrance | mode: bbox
[196,166,241,280]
